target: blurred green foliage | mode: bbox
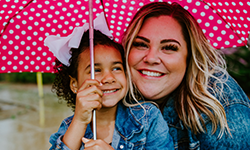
[224,46,250,94]
[0,72,55,84]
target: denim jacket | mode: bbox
[50,101,174,150]
[163,73,250,150]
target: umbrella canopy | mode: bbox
[104,0,250,47]
[0,0,104,73]
[1,0,250,73]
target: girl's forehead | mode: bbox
[80,45,122,62]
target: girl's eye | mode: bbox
[162,44,178,51]
[113,66,123,71]
[94,68,101,72]
[132,42,148,49]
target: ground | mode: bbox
[0,82,72,150]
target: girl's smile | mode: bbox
[76,45,127,107]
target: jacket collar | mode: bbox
[115,101,143,140]
[84,101,143,140]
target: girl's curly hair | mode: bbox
[52,30,125,111]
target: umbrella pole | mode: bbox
[89,0,97,140]
[36,72,45,127]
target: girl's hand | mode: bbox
[61,79,103,150]
[74,79,103,125]
[82,137,115,150]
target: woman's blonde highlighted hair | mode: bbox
[122,2,231,138]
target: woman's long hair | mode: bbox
[122,2,230,138]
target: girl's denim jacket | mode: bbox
[164,73,250,150]
[49,101,174,150]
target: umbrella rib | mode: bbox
[99,0,110,30]
[0,0,34,37]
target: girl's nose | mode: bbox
[101,71,116,84]
[143,49,161,65]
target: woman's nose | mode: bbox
[143,49,161,64]
[101,71,116,84]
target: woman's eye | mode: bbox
[162,44,178,51]
[132,42,148,49]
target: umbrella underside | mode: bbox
[0,0,249,73]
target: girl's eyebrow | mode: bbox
[113,61,123,65]
[85,61,123,71]
[85,63,101,71]
[136,36,181,46]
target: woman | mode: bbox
[122,2,250,149]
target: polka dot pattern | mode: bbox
[103,0,250,48]
[0,0,103,73]
[0,0,249,73]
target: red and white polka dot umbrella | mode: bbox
[104,0,250,47]
[1,0,250,73]
[0,0,104,73]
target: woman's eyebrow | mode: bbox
[136,36,181,46]
[136,36,150,43]
[161,39,181,46]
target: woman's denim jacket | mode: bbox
[163,73,250,150]
[50,101,174,150]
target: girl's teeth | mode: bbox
[103,89,117,94]
[142,71,162,77]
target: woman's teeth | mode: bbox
[103,89,117,94]
[141,70,162,77]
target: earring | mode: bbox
[75,90,77,93]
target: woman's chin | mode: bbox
[137,86,160,100]
[143,94,160,101]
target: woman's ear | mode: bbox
[69,76,78,93]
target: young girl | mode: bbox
[45,14,173,150]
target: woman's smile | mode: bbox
[128,15,188,100]
[139,69,165,78]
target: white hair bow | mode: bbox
[44,12,113,66]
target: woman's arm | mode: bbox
[199,75,250,149]
[198,103,250,149]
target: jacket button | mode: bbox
[119,145,124,149]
